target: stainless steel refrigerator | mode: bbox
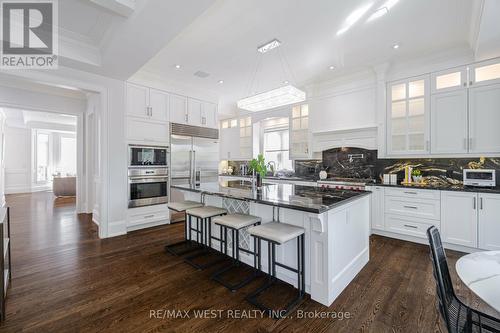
[169,123,219,202]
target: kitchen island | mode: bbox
[171,180,371,306]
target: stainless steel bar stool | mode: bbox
[211,213,261,292]
[184,206,228,270]
[245,221,305,319]
[165,200,204,256]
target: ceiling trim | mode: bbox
[88,0,135,17]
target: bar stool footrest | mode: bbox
[245,279,304,319]
[165,240,203,256]
[211,262,258,292]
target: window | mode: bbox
[264,128,292,171]
[59,136,77,176]
[36,133,50,182]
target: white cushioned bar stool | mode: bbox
[165,200,204,256]
[184,206,228,270]
[211,213,261,292]
[246,221,305,318]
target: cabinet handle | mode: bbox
[480,197,483,210]
[426,140,430,151]
[404,191,417,195]
[150,107,153,117]
[144,214,155,219]
[469,138,473,150]
[185,114,188,123]
[404,224,418,229]
[463,82,467,87]
[473,197,476,210]
[469,81,473,86]
[404,205,418,209]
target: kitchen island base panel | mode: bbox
[179,189,370,307]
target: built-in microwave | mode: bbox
[129,145,168,168]
[463,169,496,187]
[128,168,168,208]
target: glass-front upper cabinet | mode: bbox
[471,59,500,87]
[239,116,252,159]
[387,75,430,155]
[290,104,309,159]
[431,66,467,93]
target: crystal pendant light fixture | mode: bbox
[237,39,306,112]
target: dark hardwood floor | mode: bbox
[1,191,498,332]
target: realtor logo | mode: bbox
[1,0,58,69]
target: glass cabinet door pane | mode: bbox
[222,121,228,129]
[409,80,425,98]
[391,83,406,101]
[436,72,462,90]
[300,104,309,116]
[292,106,301,118]
[301,117,308,129]
[292,118,301,130]
[392,135,406,151]
[408,98,425,150]
[240,119,245,127]
[475,63,500,83]
[230,119,237,128]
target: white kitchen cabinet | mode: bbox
[239,116,252,160]
[126,117,170,145]
[187,98,202,126]
[169,94,188,124]
[290,104,310,159]
[441,191,478,248]
[431,67,467,94]
[387,75,430,155]
[149,88,169,122]
[468,83,500,154]
[126,83,169,121]
[126,83,149,118]
[201,102,218,128]
[470,58,500,87]
[367,186,385,231]
[478,193,500,250]
[430,89,468,154]
[219,119,240,160]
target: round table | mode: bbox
[456,251,500,313]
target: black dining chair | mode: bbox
[427,226,500,333]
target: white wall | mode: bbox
[4,127,31,194]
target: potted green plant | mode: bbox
[249,154,267,188]
[412,169,423,183]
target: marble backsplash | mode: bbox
[375,157,500,186]
[294,147,500,186]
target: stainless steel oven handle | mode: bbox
[129,177,169,184]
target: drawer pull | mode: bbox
[403,205,418,209]
[404,224,418,229]
[404,191,417,195]
[144,214,155,219]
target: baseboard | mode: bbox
[372,229,479,254]
[126,219,169,232]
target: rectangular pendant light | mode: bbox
[237,85,306,112]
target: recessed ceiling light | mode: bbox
[329,65,335,70]
[392,44,400,49]
[174,64,181,69]
[218,80,224,84]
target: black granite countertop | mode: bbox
[172,180,370,214]
[372,182,500,194]
[218,174,319,182]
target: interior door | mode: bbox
[193,137,219,183]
